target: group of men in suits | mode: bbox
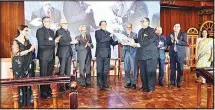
[118,18,187,93]
[36,16,96,98]
[36,15,187,95]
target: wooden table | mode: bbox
[0,75,77,109]
[196,67,214,108]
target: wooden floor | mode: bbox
[0,71,214,109]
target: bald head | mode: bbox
[155,26,162,36]
[126,23,132,34]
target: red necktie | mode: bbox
[174,43,177,52]
[174,33,177,52]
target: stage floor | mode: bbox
[0,72,213,109]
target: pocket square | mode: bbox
[144,34,148,36]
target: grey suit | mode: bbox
[75,34,93,86]
[121,31,138,85]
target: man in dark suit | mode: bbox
[167,23,188,88]
[56,19,77,91]
[75,25,94,88]
[36,17,61,98]
[131,17,158,93]
[155,26,167,86]
[121,23,138,88]
[31,1,61,30]
[95,20,118,90]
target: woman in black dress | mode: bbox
[11,25,35,108]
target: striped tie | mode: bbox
[174,43,177,52]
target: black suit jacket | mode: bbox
[167,32,187,58]
[36,26,55,61]
[136,26,158,60]
[95,29,118,58]
[56,28,73,58]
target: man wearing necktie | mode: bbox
[167,23,188,88]
[121,23,138,89]
[75,25,94,88]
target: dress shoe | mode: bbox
[124,83,131,88]
[131,84,136,89]
[139,87,147,92]
[168,83,175,88]
[159,83,164,86]
[177,84,181,88]
[104,84,110,88]
[86,83,92,88]
[99,86,104,91]
[81,85,86,88]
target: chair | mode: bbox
[183,45,192,86]
[91,58,96,82]
[118,44,124,81]
[108,58,120,82]
[91,58,120,83]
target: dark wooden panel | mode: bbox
[160,7,213,37]
[161,0,213,8]
[0,2,24,58]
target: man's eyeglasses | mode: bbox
[126,27,132,28]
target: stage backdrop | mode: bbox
[24,1,160,59]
